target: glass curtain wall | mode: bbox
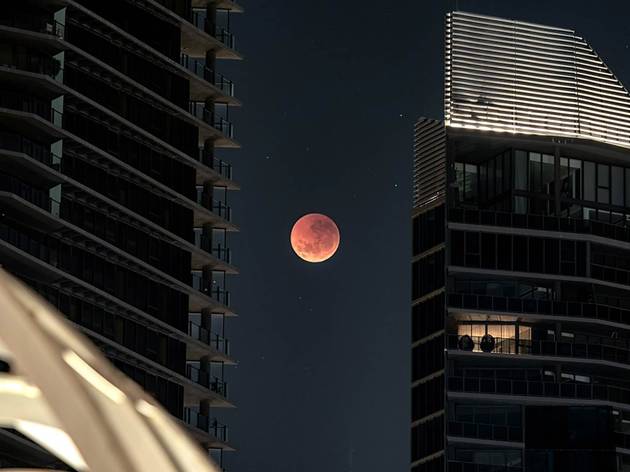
[454,149,630,224]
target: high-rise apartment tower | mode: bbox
[0,0,241,468]
[413,11,630,472]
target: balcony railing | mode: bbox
[0,88,63,124]
[191,273,231,306]
[188,102,234,138]
[212,200,232,221]
[197,149,233,180]
[448,375,630,405]
[449,207,630,245]
[211,243,232,264]
[0,173,60,213]
[591,263,630,286]
[180,55,235,97]
[0,134,63,175]
[448,462,522,472]
[194,192,232,223]
[0,16,64,38]
[193,232,233,264]
[190,11,236,50]
[188,321,230,356]
[448,420,522,443]
[0,211,69,266]
[184,408,229,443]
[212,25,236,50]
[448,292,630,327]
[0,53,62,79]
[186,364,228,397]
[447,334,630,366]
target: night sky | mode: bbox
[219,1,630,471]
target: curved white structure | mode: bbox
[0,269,219,472]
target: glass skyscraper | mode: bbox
[0,0,241,468]
[413,11,630,472]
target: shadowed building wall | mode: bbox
[0,0,241,468]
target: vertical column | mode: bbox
[206,3,218,38]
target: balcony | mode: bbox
[592,262,630,286]
[447,375,630,405]
[448,462,521,472]
[212,200,232,222]
[180,54,235,97]
[186,364,228,398]
[212,25,236,50]
[447,334,630,367]
[193,232,232,265]
[0,15,64,38]
[190,11,236,50]
[448,292,630,327]
[0,89,63,126]
[191,273,231,307]
[194,194,233,225]
[184,408,229,443]
[0,173,60,215]
[188,321,230,356]
[0,52,62,80]
[188,101,235,139]
[0,132,63,171]
[449,207,630,245]
[448,420,522,443]
[197,148,233,182]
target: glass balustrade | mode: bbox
[184,407,229,442]
[186,364,228,397]
[188,321,230,355]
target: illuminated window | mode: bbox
[456,323,531,354]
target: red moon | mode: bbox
[290,213,340,263]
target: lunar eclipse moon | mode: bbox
[290,213,340,263]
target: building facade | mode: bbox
[0,0,241,468]
[413,11,630,472]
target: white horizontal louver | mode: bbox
[446,11,630,149]
[414,119,446,209]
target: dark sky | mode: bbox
[220,1,630,471]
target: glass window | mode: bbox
[584,161,595,201]
[479,162,487,202]
[514,150,527,190]
[598,163,609,187]
[488,159,495,198]
[542,154,555,195]
[503,152,511,194]
[464,164,478,202]
[496,155,503,195]
[455,162,464,202]
[455,405,474,423]
[570,159,582,200]
[597,163,610,203]
[514,196,527,214]
[612,166,624,206]
[529,152,542,192]
[560,157,569,181]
